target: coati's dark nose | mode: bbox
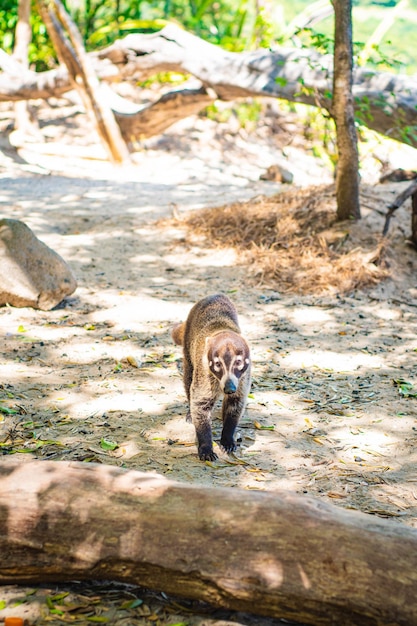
[224,379,237,394]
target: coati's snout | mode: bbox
[207,331,250,394]
[224,378,237,394]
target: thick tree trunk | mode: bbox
[1,459,417,626]
[331,0,361,221]
[0,25,416,147]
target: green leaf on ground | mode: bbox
[100,438,118,451]
[394,379,417,398]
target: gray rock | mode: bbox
[0,218,77,310]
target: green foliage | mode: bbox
[2,0,415,76]
[138,71,190,88]
[0,0,56,71]
[159,0,251,49]
[296,28,334,55]
[0,0,18,54]
[30,11,57,70]
[1,0,274,68]
[204,100,263,129]
[251,5,276,49]
[294,103,337,169]
[63,0,266,52]
[284,1,417,74]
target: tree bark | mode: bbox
[331,0,361,221]
[12,0,33,135]
[0,24,416,147]
[1,459,417,626]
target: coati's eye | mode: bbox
[212,357,222,373]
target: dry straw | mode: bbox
[180,185,389,295]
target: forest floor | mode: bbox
[1,96,417,625]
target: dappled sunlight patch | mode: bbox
[136,410,194,444]
[112,439,144,460]
[2,319,81,344]
[330,425,398,459]
[290,307,334,325]
[68,387,175,418]
[89,292,186,326]
[175,185,391,295]
[248,387,310,418]
[162,244,238,269]
[281,348,384,372]
[372,306,403,321]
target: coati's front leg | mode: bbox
[182,349,193,423]
[189,386,217,461]
[220,378,250,453]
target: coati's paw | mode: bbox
[220,439,237,454]
[198,446,218,461]
[185,410,192,423]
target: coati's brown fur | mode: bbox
[172,294,251,461]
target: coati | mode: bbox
[172,293,251,461]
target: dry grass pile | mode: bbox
[182,185,390,294]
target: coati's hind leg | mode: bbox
[220,390,248,453]
[189,387,217,461]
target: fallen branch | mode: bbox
[382,179,417,237]
[0,459,416,625]
[109,84,212,145]
[1,24,416,147]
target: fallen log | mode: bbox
[0,459,416,626]
[0,24,416,147]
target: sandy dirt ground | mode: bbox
[1,98,417,625]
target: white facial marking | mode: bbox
[234,356,244,371]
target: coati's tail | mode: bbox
[171,322,185,346]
